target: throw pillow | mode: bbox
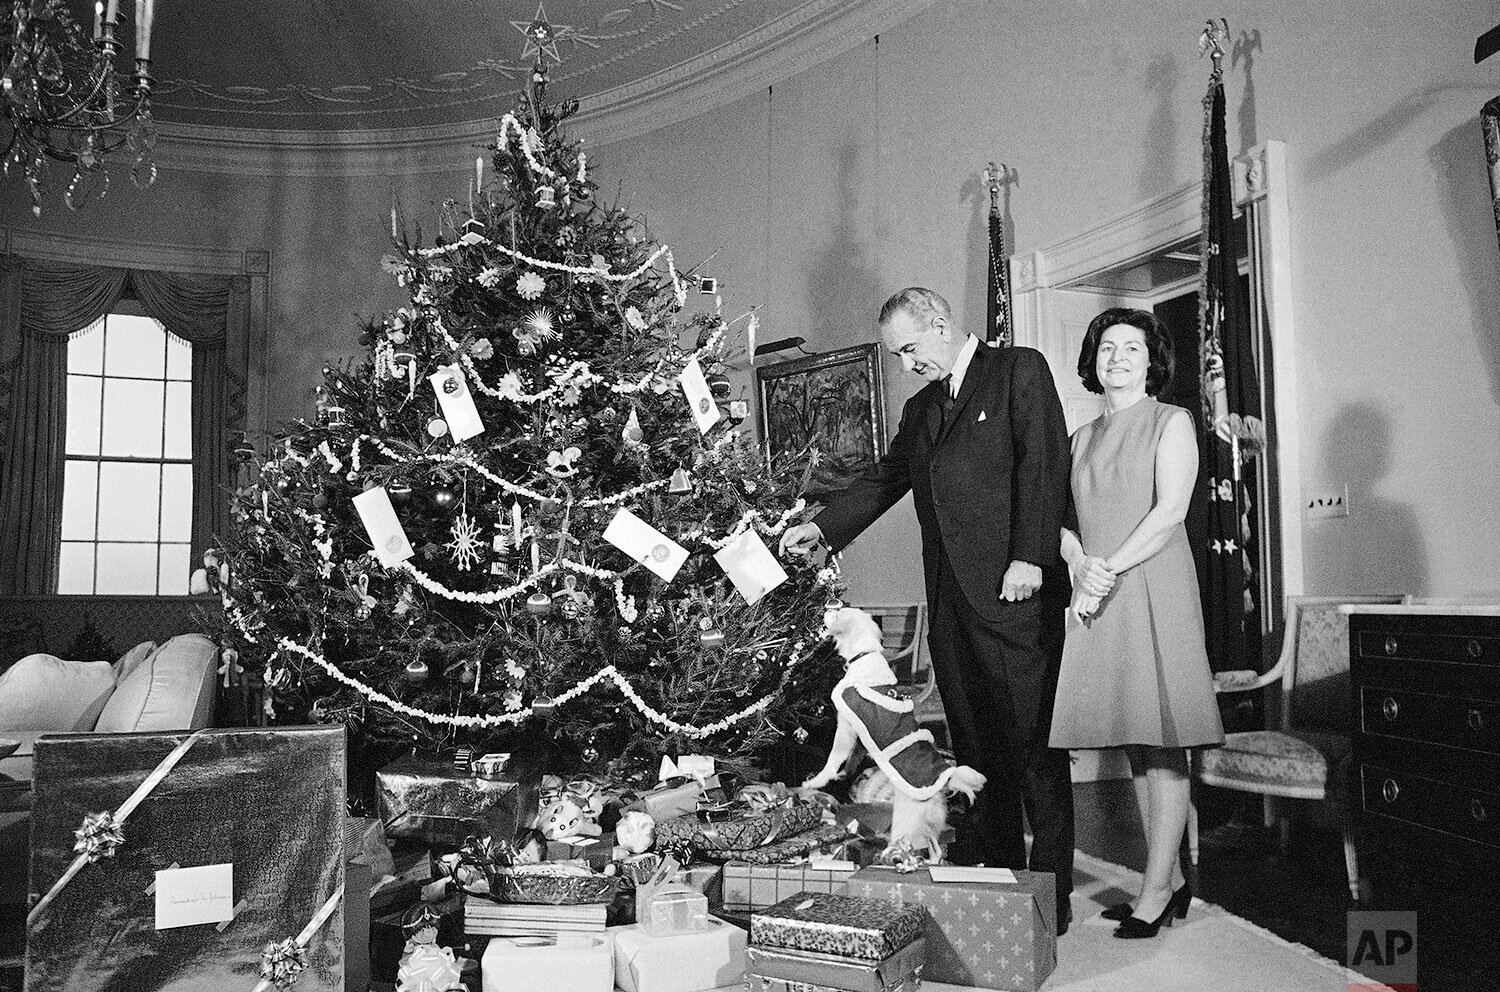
[0,654,117,731]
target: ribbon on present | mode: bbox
[28,728,211,929]
[251,883,345,991]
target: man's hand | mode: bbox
[779,522,825,559]
[999,560,1043,602]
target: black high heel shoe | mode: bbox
[1101,881,1191,922]
[1108,883,1192,935]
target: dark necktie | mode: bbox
[931,375,955,440]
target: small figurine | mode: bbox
[397,904,464,992]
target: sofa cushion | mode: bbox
[112,640,158,684]
[94,633,218,733]
[0,654,117,732]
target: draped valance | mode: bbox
[0,253,253,594]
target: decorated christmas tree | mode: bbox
[212,66,841,781]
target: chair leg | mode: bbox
[1342,826,1361,905]
[1187,797,1200,868]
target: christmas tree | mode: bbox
[213,66,841,781]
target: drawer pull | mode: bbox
[1470,709,1485,733]
[1384,636,1398,656]
[1382,779,1400,804]
[1472,799,1488,823]
[1469,639,1484,659]
[1381,697,1399,721]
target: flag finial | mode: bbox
[1199,19,1229,78]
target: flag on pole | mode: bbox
[984,162,1013,347]
[1197,20,1265,671]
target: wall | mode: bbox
[0,154,473,430]
[592,0,1500,603]
[5,0,1498,603]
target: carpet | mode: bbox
[975,850,1393,992]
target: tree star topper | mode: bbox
[512,1,569,66]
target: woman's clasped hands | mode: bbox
[1070,555,1116,622]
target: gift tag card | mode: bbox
[713,529,788,605]
[602,508,688,582]
[429,364,485,442]
[155,863,235,930]
[928,865,1018,884]
[678,357,722,435]
[353,486,415,566]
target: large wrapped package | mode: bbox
[25,726,346,992]
[479,934,614,992]
[655,803,821,855]
[848,866,1057,991]
[611,919,748,992]
[722,860,857,912]
[750,891,925,962]
[744,937,926,992]
[376,753,538,846]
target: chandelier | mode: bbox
[1,0,157,214]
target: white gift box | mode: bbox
[611,919,747,992]
[480,933,613,992]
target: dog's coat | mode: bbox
[831,657,955,801]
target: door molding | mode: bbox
[1011,138,1303,603]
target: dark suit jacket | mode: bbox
[814,344,1070,624]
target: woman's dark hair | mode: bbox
[1076,307,1175,396]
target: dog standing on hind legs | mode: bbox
[803,607,986,861]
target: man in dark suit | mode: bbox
[781,286,1075,928]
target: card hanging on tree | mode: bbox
[603,509,688,582]
[429,364,485,442]
[354,486,415,566]
[678,357,722,435]
[713,530,788,605]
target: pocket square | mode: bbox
[976,410,988,423]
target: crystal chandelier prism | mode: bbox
[1,0,157,214]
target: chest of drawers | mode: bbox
[1346,606,1500,859]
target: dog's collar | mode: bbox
[846,650,885,665]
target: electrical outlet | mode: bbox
[1304,484,1349,519]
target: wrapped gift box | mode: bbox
[848,866,1056,992]
[479,933,613,992]
[623,776,721,821]
[376,754,538,846]
[750,892,924,962]
[25,726,346,992]
[710,822,853,866]
[723,861,856,911]
[656,804,821,854]
[611,919,747,992]
[745,937,925,992]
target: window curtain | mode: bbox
[0,254,249,594]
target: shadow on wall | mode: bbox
[1140,52,1181,201]
[803,144,883,349]
[1308,402,1427,596]
[1428,119,1500,405]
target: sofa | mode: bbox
[0,633,219,908]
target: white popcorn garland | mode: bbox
[273,635,810,736]
[681,499,806,550]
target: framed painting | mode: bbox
[755,343,886,499]
[1484,95,1500,254]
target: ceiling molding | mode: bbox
[152,0,936,179]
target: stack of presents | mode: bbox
[22,728,1059,992]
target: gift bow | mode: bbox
[29,728,211,929]
[251,884,344,992]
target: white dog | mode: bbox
[803,607,986,860]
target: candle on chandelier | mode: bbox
[93,2,103,39]
[104,0,119,30]
[136,0,154,60]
